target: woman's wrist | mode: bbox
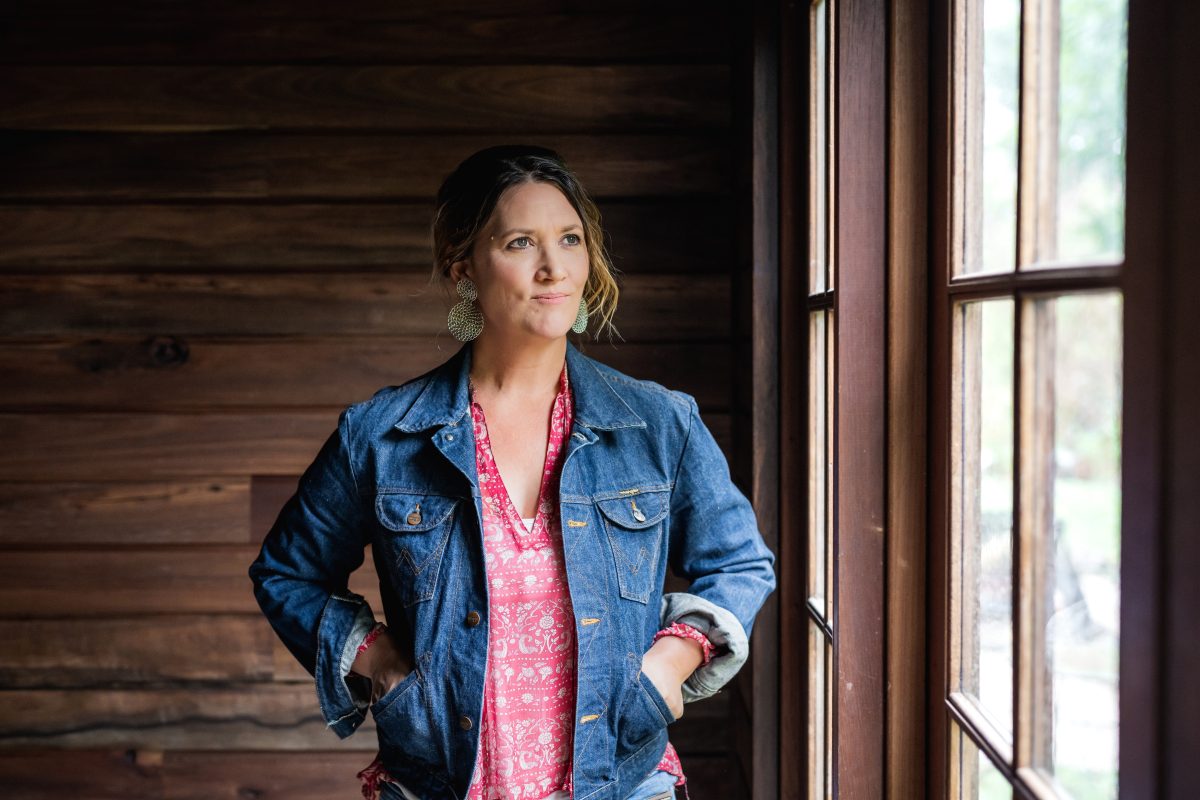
[653,621,716,668]
[645,631,704,683]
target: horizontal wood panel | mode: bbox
[0,748,738,799]
[162,751,368,800]
[0,546,383,617]
[0,749,164,800]
[0,411,731,481]
[0,411,336,480]
[0,480,249,545]
[0,10,727,65]
[0,132,729,201]
[0,0,692,22]
[0,684,728,752]
[0,615,274,687]
[0,684,379,750]
[0,65,728,132]
[0,273,730,341]
[0,339,731,412]
[0,201,731,273]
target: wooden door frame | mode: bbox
[778,0,916,798]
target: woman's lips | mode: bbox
[532,293,570,303]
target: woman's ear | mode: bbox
[448,258,470,284]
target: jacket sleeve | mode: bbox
[248,405,377,738]
[663,393,777,703]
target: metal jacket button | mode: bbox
[631,499,646,523]
[459,715,473,730]
[406,504,422,526]
[465,610,481,627]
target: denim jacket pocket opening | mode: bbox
[371,660,422,723]
[616,652,674,754]
[596,488,669,604]
[375,492,459,607]
[372,652,440,768]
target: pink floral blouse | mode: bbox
[359,363,698,800]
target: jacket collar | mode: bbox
[392,341,646,434]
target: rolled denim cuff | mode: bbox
[660,591,750,703]
[341,603,376,711]
[315,590,374,738]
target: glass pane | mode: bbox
[825,308,834,619]
[809,0,830,293]
[960,0,1021,274]
[807,620,830,800]
[1027,292,1122,798]
[1033,0,1128,265]
[952,299,1015,738]
[825,639,833,800]
[808,310,832,619]
[951,723,1012,800]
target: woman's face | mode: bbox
[453,181,590,344]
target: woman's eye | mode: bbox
[508,236,531,249]
[563,233,581,245]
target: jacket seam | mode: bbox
[341,406,363,498]
[669,396,697,493]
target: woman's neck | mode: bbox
[468,334,566,400]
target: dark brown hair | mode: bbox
[431,144,619,338]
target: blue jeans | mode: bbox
[624,768,678,800]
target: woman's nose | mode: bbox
[538,246,568,281]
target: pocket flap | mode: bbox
[375,492,458,533]
[595,488,669,530]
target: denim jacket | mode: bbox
[248,342,776,800]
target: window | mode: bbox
[807,1,835,797]
[938,0,1128,798]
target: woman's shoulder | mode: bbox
[574,349,698,423]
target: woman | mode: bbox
[249,145,776,800]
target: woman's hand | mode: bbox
[351,627,413,705]
[639,635,704,720]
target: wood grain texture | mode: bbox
[0,132,730,201]
[0,685,732,754]
[0,411,731,481]
[833,0,889,797]
[0,546,383,617]
[0,0,745,787]
[0,615,274,687]
[0,273,730,341]
[0,339,732,412]
[0,479,250,545]
[885,0,930,796]
[0,747,744,799]
[0,684,380,750]
[0,8,728,65]
[0,748,165,800]
[0,200,732,273]
[0,411,339,480]
[0,65,729,132]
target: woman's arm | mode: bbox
[247,406,380,738]
[661,393,778,703]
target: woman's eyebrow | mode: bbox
[496,224,582,237]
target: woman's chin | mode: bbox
[483,320,573,344]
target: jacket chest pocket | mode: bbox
[374,491,458,607]
[596,487,670,604]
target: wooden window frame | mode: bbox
[928,0,1168,798]
[780,0,895,798]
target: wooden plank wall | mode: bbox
[0,2,748,797]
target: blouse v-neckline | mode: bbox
[468,365,571,549]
